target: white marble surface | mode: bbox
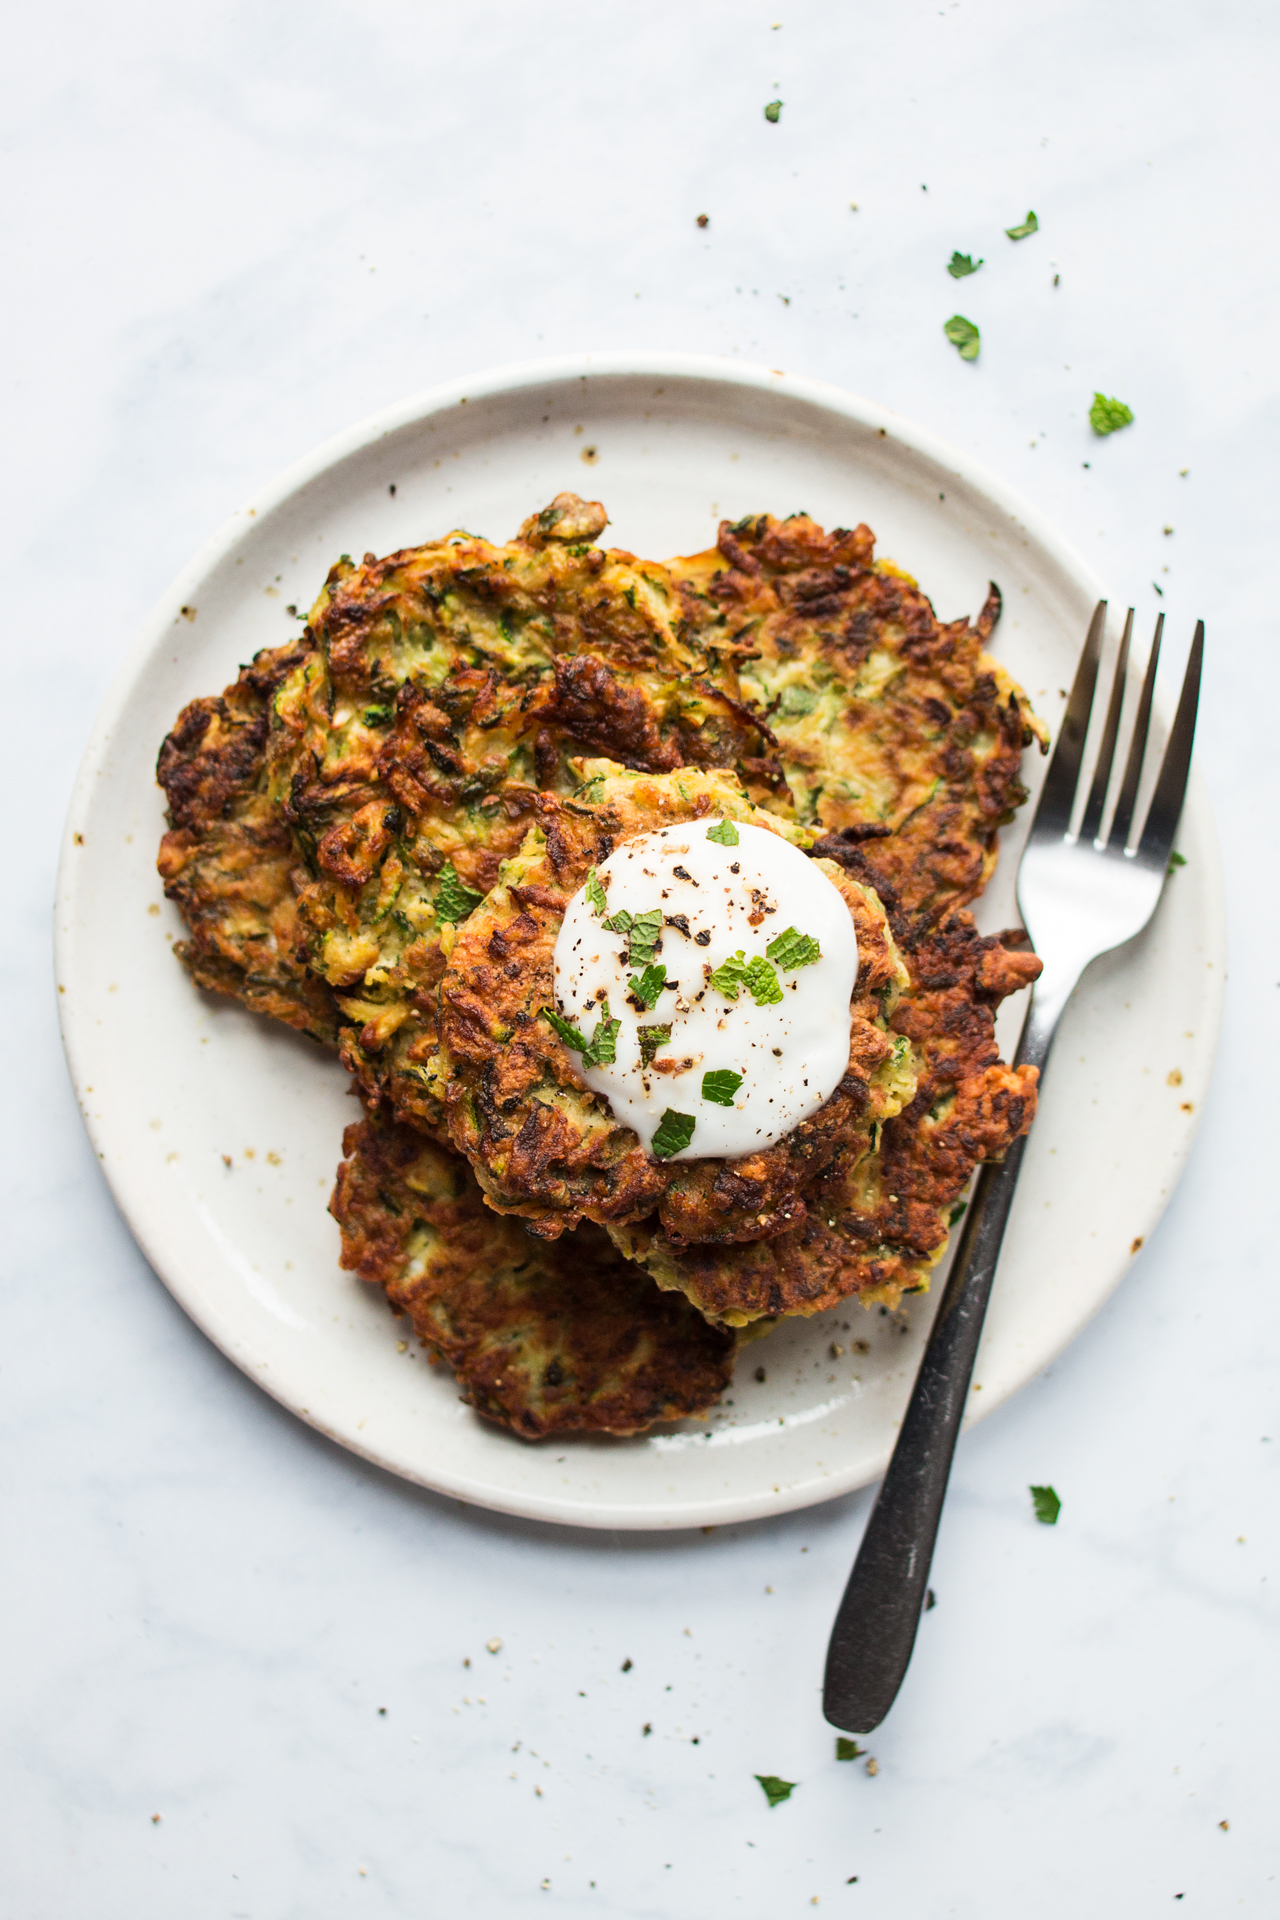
[5,1,1277,1913]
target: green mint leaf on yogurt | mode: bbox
[1005,210,1039,239]
[701,1069,744,1107]
[744,956,783,1005]
[943,314,981,361]
[1167,850,1186,872]
[763,100,782,123]
[709,952,751,1000]
[637,1024,672,1067]
[766,927,821,970]
[584,867,608,916]
[436,863,482,923]
[835,1738,863,1762]
[626,908,664,968]
[706,819,740,846]
[1089,393,1134,435]
[754,1774,796,1807]
[947,251,982,279]
[1030,1484,1061,1525]
[651,1109,696,1159]
[583,1004,621,1069]
[627,965,667,1011]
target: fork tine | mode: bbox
[1079,607,1134,845]
[1032,599,1106,835]
[1136,620,1204,869]
[1109,612,1163,850]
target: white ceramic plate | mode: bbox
[56,353,1223,1530]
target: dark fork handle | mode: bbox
[822,1000,1057,1733]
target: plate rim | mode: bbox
[55,350,1226,1529]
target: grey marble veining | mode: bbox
[4,2,1276,1914]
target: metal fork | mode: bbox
[823,601,1204,1735]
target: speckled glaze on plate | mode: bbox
[55,353,1224,1529]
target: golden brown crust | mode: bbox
[331,1109,735,1437]
[156,639,341,1044]
[670,512,1046,920]
[616,914,1041,1323]
[438,765,916,1245]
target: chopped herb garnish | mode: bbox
[706,819,740,846]
[944,314,980,361]
[1030,1484,1061,1526]
[947,251,982,279]
[763,100,783,123]
[1089,392,1134,436]
[755,1774,796,1807]
[545,1001,620,1069]
[637,1024,671,1067]
[709,951,782,1006]
[651,1109,696,1159]
[835,1738,863,1762]
[1167,850,1186,872]
[948,1200,968,1225]
[584,867,608,916]
[627,964,667,1011]
[702,1069,744,1107]
[436,863,482,923]
[604,906,663,967]
[362,703,393,726]
[766,927,822,971]
[745,956,782,1005]
[1005,210,1039,239]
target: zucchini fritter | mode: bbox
[438,762,917,1245]
[331,1108,736,1437]
[157,639,341,1044]
[610,914,1041,1324]
[671,513,1047,918]
[261,495,777,1135]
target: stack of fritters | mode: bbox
[158,495,1045,1437]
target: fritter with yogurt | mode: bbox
[331,1106,736,1437]
[438,762,918,1246]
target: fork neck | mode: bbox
[1014,959,1085,1076]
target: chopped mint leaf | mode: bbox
[755,1774,796,1807]
[1005,210,1039,239]
[545,1001,620,1069]
[763,100,782,123]
[944,314,980,361]
[1089,393,1134,436]
[702,1069,744,1107]
[1167,850,1186,872]
[436,863,482,923]
[627,964,667,1011]
[544,1008,591,1055]
[651,1109,696,1159]
[584,1007,621,1068]
[744,956,783,1006]
[584,867,608,916]
[947,251,982,279]
[710,951,782,1005]
[637,1024,672,1067]
[706,819,740,846]
[605,906,663,967]
[362,703,393,726]
[709,952,750,1000]
[835,1738,863,1762]
[766,927,822,971]
[948,1200,968,1225]
[1030,1484,1061,1525]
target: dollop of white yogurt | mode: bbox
[550,820,858,1161]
